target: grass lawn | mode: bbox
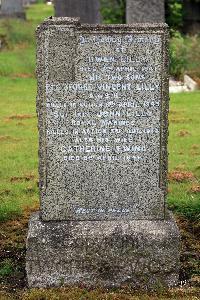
[0,77,38,221]
[168,92,200,220]
[0,2,199,299]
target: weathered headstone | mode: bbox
[0,0,25,19]
[26,17,180,289]
[126,0,165,23]
[54,0,101,23]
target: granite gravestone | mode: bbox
[0,0,25,19]
[26,18,180,289]
[126,0,165,23]
[54,0,101,23]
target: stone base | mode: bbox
[26,211,180,289]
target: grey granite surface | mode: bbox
[36,18,169,221]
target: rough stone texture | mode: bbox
[0,0,25,19]
[126,0,165,23]
[36,18,169,221]
[54,0,101,24]
[26,211,180,289]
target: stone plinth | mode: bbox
[126,0,165,23]
[26,211,180,289]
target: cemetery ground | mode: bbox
[0,2,199,300]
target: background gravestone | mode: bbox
[54,0,101,23]
[0,0,25,19]
[23,0,36,7]
[183,0,200,34]
[22,0,29,7]
[26,17,180,289]
[126,0,165,23]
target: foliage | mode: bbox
[100,0,126,24]
[0,19,35,47]
[184,35,200,79]
[0,259,13,277]
[166,0,183,31]
[169,31,188,79]
[169,32,200,79]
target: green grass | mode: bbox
[0,2,199,222]
[26,2,54,22]
[0,259,14,277]
[0,77,38,221]
[0,3,54,78]
[0,3,54,221]
[168,92,200,220]
[170,33,200,79]
[0,47,35,77]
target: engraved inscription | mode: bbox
[42,30,166,220]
